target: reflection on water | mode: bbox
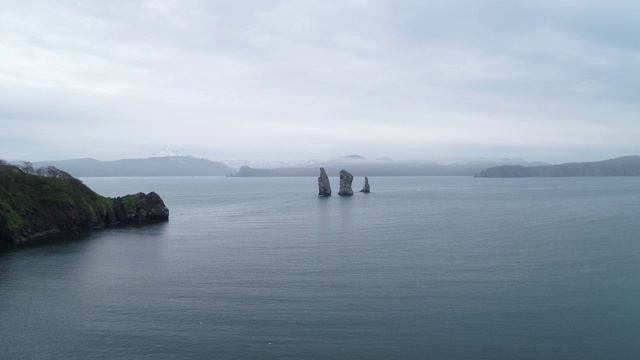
[0,221,169,255]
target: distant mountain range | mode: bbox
[30,156,233,177]
[11,152,552,178]
[20,150,637,178]
[475,156,640,177]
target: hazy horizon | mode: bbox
[6,146,640,167]
[2,1,640,163]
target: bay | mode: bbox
[1,176,639,359]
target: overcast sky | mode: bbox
[2,0,639,163]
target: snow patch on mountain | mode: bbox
[150,147,181,158]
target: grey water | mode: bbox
[1,176,639,359]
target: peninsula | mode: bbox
[0,163,169,244]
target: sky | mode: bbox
[2,0,640,163]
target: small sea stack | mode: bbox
[338,169,354,196]
[360,176,370,193]
[318,167,331,196]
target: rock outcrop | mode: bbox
[338,169,354,196]
[360,176,370,193]
[318,167,332,196]
[0,164,169,244]
[113,192,170,222]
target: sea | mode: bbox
[1,176,639,359]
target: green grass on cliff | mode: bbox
[0,164,113,237]
[0,196,25,232]
[120,194,140,212]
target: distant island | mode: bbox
[476,156,640,177]
[0,163,169,244]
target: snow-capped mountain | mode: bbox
[298,159,318,167]
[150,147,182,158]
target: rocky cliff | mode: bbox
[0,164,169,244]
[318,167,331,196]
[338,169,354,196]
[360,177,370,193]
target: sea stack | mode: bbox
[318,167,331,196]
[338,169,354,196]
[360,176,370,193]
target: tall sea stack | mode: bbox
[338,169,354,196]
[360,176,370,193]
[318,167,331,196]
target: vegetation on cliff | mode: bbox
[0,163,169,244]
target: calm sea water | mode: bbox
[1,176,639,359]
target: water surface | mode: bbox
[1,176,639,359]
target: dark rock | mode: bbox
[360,176,370,193]
[338,169,354,196]
[0,164,169,244]
[318,167,331,196]
[113,192,170,222]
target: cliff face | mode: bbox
[338,169,354,196]
[0,164,169,244]
[318,167,331,196]
[113,192,170,221]
[360,177,370,193]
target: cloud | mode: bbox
[1,0,639,162]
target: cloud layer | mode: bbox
[2,0,639,162]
